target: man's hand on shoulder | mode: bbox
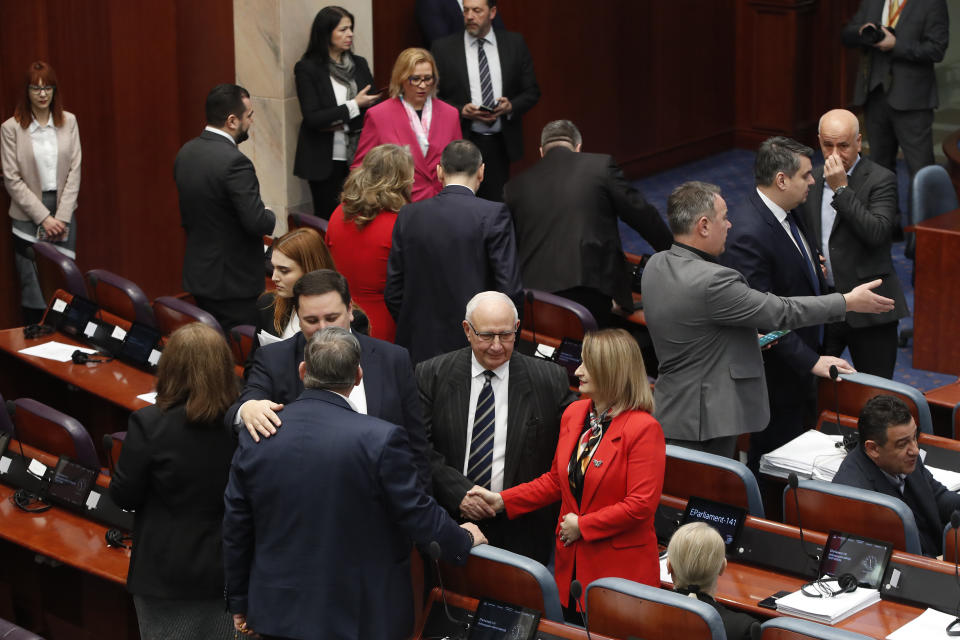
[239,399,284,442]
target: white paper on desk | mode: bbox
[776,583,880,624]
[760,429,844,479]
[927,465,960,492]
[659,556,673,584]
[18,341,96,363]
[137,392,157,405]
[257,330,283,347]
[887,607,959,639]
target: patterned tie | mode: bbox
[888,0,902,27]
[477,38,495,108]
[467,370,496,489]
[787,212,820,295]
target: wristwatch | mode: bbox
[834,185,848,197]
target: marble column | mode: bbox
[233,0,374,234]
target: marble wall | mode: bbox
[234,0,373,233]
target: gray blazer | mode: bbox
[641,244,847,441]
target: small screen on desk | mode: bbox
[468,598,540,640]
[681,496,747,552]
[58,296,98,336]
[819,530,892,589]
[45,457,97,509]
[118,322,161,367]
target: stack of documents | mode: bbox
[887,608,960,639]
[776,583,880,624]
[759,430,845,479]
[928,466,960,492]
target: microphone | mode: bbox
[948,512,960,635]
[427,541,469,639]
[570,579,592,640]
[829,366,857,452]
[788,472,820,575]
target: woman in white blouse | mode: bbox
[293,6,381,219]
[1,61,81,322]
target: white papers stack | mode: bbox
[759,430,845,479]
[19,341,96,363]
[887,607,959,639]
[928,466,960,491]
[776,583,880,624]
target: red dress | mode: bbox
[501,399,665,605]
[326,205,398,342]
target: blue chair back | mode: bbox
[760,616,874,639]
[907,164,959,257]
[665,444,765,517]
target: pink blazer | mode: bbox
[352,97,461,202]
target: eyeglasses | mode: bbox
[28,85,55,95]
[407,75,435,87]
[467,321,516,344]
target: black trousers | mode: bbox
[193,295,259,332]
[469,130,509,202]
[823,319,900,379]
[308,160,349,220]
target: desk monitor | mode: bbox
[552,338,582,387]
[58,296,99,338]
[818,530,892,589]
[117,322,162,370]
[681,496,747,553]
[43,457,97,510]
[467,598,540,640]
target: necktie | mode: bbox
[787,212,820,295]
[477,38,495,108]
[888,0,902,27]
[467,370,496,489]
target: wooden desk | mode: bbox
[912,209,960,375]
[924,381,960,438]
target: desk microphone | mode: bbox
[829,365,857,453]
[428,541,469,639]
[787,472,820,575]
[948,512,960,636]
[5,401,49,513]
[569,579,592,640]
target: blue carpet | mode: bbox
[622,150,958,392]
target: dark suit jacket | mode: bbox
[223,389,471,640]
[385,184,522,364]
[801,157,909,328]
[293,54,374,181]
[415,0,505,46]
[416,348,575,564]
[504,147,673,309]
[175,130,275,300]
[432,28,540,162]
[225,331,432,493]
[109,404,236,598]
[842,0,948,111]
[833,445,960,557]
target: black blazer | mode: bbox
[504,147,673,309]
[432,29,540,162]
[385,184,523,364]
[416,348,576,565]
[800,157,909,328]
[109,404,237,598]
[225,331,432,493]
[175,130,275,300]
[223,389,471,639]
[833,444,960,557]
[293,54,374,181]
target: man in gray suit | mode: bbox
[641,181,896,458]
[416,291,576,565]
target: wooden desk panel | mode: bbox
[913,209,960,375]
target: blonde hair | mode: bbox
[581,328,654,416]
[389,47,438,99]
[667,522,726,594]
[156,323,239,423]
[340,144,414,227]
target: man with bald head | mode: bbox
[800,109,908,378]
[416,291,575,564]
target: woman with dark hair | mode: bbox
[1,61,81,323]
[294,5,381,219]
[326,143,413,342]
[109,323,240,640]
[352,47,461,202]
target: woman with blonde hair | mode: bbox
[110,323,240,640]
[326,143,413,341]
[667,522,761,640]
[470,328,665,622]
[351,47,460,201]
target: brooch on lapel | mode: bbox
[593,459,603,468]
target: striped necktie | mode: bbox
[467,370,496,489]
[477,38,495,108]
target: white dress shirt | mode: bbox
[328,75,360,162]
[463,354,509,492]
[29,117,58,192]
[204,125,236,146]
[819,155,861,287]
[464,29,503,134]
[757,188,815,266]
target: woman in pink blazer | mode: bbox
[471,329,665,622]
[352,47,460,202]
[1,61,81,321]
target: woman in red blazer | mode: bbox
[352,47,460,202]
[471,328,665,618]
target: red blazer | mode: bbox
[501,399,665,604]
[352,96,461,202]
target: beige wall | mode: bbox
[234,0,374,234]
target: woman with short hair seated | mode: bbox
[667,522,761,640]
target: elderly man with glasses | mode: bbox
[416,291,576,565]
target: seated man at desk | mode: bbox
[833,395,960,557]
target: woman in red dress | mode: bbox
[326,143,414,342]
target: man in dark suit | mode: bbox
[722,137,857,469]
[801,109,909,379]
[385,140,522,365]
[833,395,960,557]
[841,0,948,193]
[417,291,576,565]
[227,269,432,493]
[175,84,275,330]
[432,0,539,201]
[224,327,485,640]
[416,0,505,47]
[504,120,673,327]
